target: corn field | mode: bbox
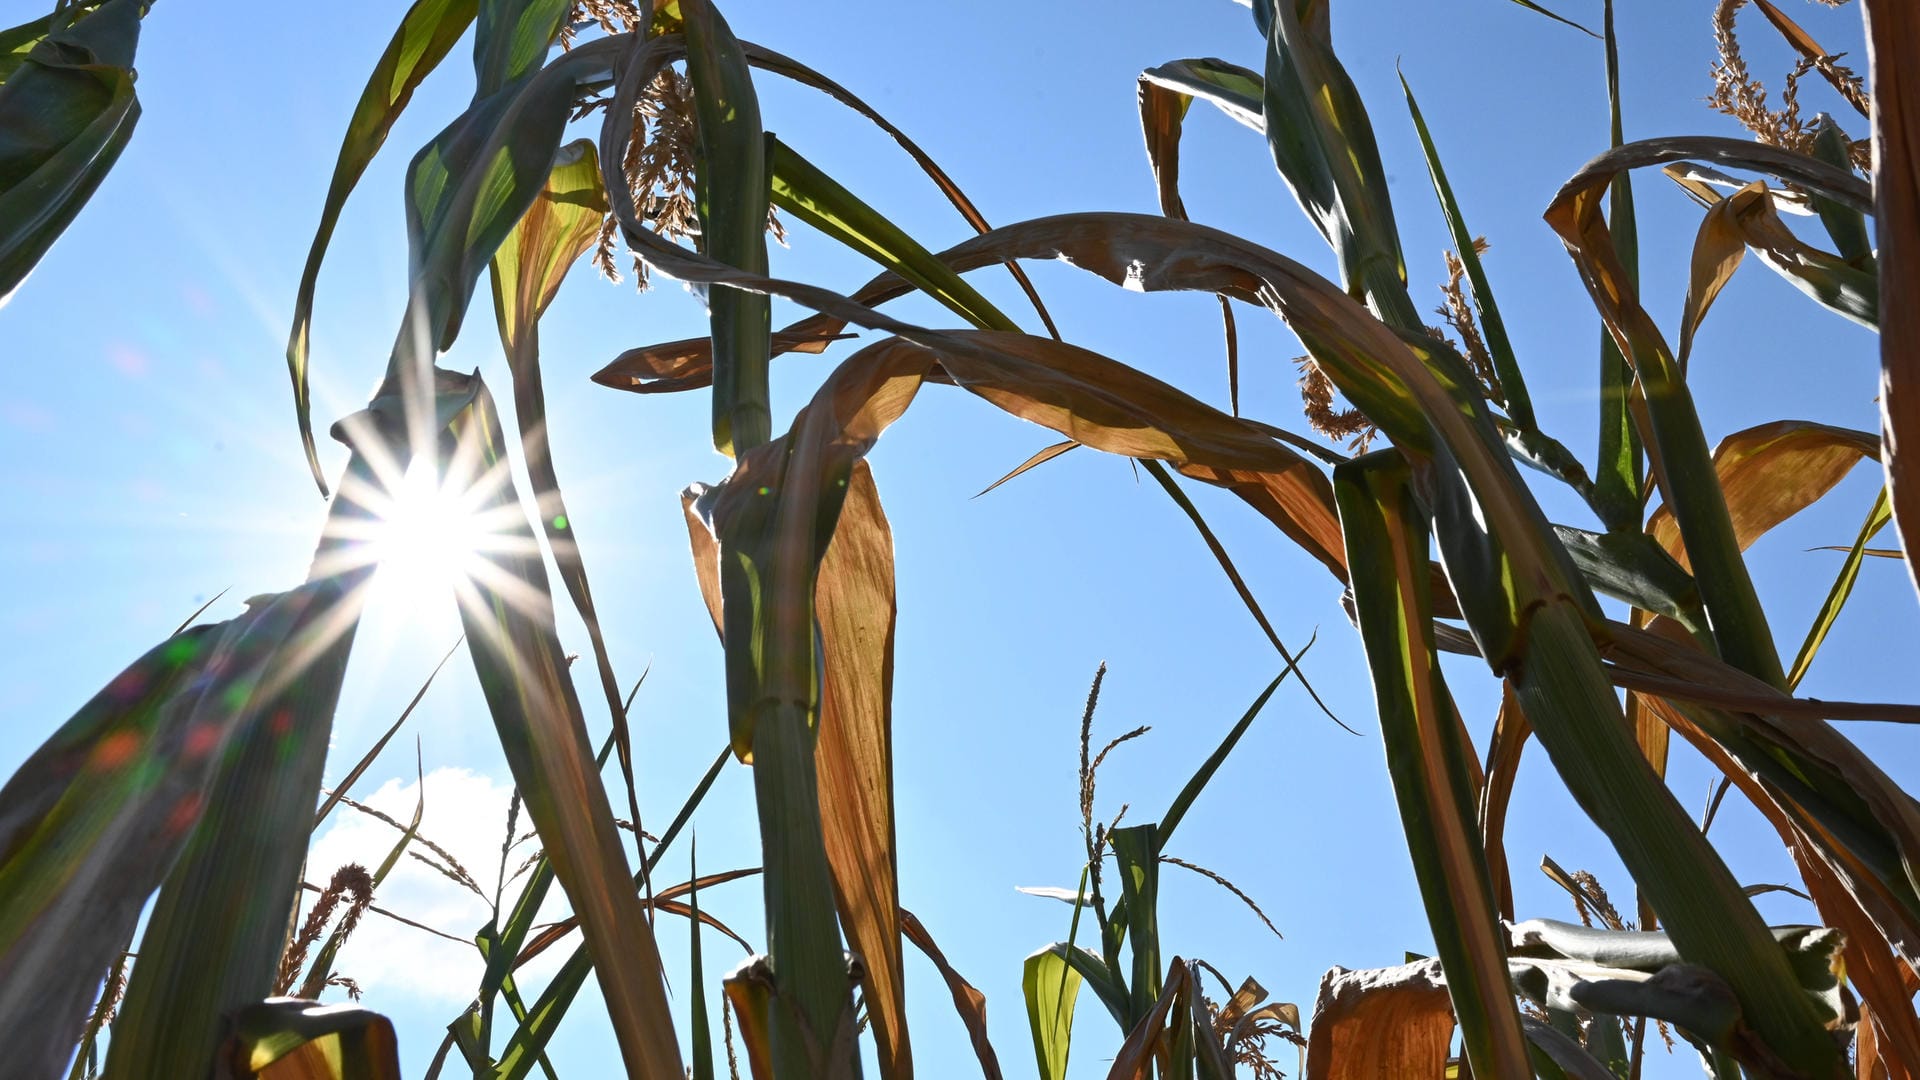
[2,0,1918,1077]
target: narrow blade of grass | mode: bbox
[1400,71,1534,431]
[1787,485,1892,688]
[314,635,462,830]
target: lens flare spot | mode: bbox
[164,792,204,836]
[89,730,142,771]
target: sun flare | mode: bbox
[362,463,490,614]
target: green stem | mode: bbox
[750,705,856,1077]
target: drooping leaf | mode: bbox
[285,0,480,493]
[1668,176,1878,331]
[1140,57,1264,135]
[1547,136,1870,686]
[1104,959,1195,1080]
[216,999,401,1080]
[1478,683,1528,922]
[811,466,911,1078]
[973,440,1078,498]
[391,34,624,432]
[1139,57,1258,409]
[1558,527,1706,637]
[741,38,1059,336]
[900,909,1002,1080]
[588,195,1854,1070]
[1646,420,1878,568]
[0,0,141,305]
[1499,0,1600,37]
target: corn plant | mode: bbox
[4,0,1920,1077]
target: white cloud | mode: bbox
[304,767,576,1007]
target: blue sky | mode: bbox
[2,1,1911,1076]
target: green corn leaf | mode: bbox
[1550,142,1805,688]
[1592,0,1645,534]
[286,0,479,494]
[1038,943,1123,1031]
[0,8,62,86]
[399,40,619,381]
[741,37,1062,336]
[0,0,141,305]
[1809,117,1872,265]
[474,0,569,97]
[1787,485,1892,689]
[1159,668,1292,844]
[1400,72,1535,432]
[0,627,214,1075]
[1333,450,1533,1080]
[1262,0,1420,332]
[102,376,482,1077]
[1107,824,1162,1027]
[1552,525,1706,637]
[769,136,1019,333]
[684,0,771,456]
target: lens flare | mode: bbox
[362,462,488,612]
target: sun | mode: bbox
[362,461,490,615]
